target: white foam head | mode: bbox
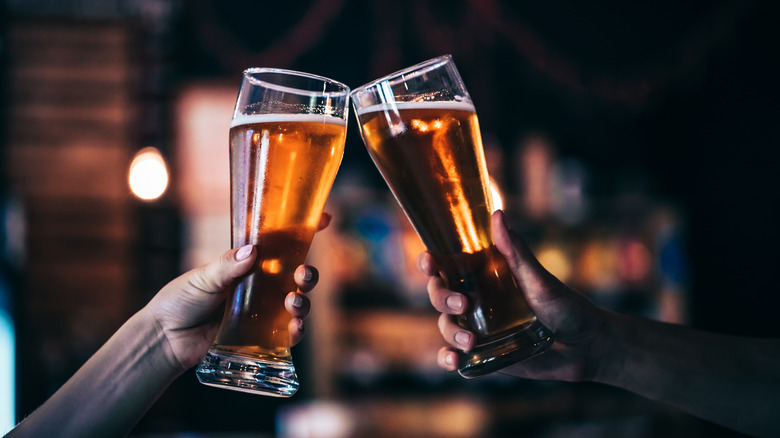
[231,113,347,128]
[355,100,476,117]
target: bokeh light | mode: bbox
[128,147,169,201]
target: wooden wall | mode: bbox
[5,18,138,409]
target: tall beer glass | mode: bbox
[196,69,349,396]
[351,55,553,378]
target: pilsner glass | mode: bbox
[195,68,349,396]
[351,55,553,378]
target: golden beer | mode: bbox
[212,114,346,359]
[352,55,553,378]
[197,68,348,397]
[357,102,535,340]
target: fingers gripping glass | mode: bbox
[351,55,553,378]
[196,69,349,396]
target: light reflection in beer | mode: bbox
[431,118,482,254]
[471,305,486,333]
[280,146,298,224]
[377,83,407,137]
[487,253,504,305]
[262,258,283,274]
[410,119,444,133]
[412,119,429,132]
[390,122,406,136]
[250,130,271,240]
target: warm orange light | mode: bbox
[537,244,572,282]
[411,119,429,132]
[262,258,282,274]
[128,147,169,201]
[489,178,503,212]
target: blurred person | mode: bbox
[420,210,780,438]
[3,215,331,438]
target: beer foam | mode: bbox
[355,100,476,117]
[231,113,347,128]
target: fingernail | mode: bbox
[443,353,453,366]
[445,295,464,312]
[455,331,471,348]
[301,267,313,282]
[292,294,303,308]
[236,245,253,261]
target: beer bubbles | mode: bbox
[128,147,169,201]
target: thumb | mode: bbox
[156,245,256,310]
[491,210,560,304]
[146,245,257,330]
[183,244,256,295]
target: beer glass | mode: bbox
[196,68,349,396]
[351,55,553,378]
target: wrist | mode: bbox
[588,309,628,385]
[126,308,187,380]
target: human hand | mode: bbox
[144,213,331,372]
[419,210,610,382]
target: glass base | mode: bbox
[195,349,299,397]
[458,318,554,378]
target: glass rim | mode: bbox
[243,67,351,97]
[350,54,453,97]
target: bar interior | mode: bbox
[1,1,778,437]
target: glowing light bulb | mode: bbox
[128,147,169,201]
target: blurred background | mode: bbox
[1,0,778,437]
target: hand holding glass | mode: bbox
[351,55,553,377]
[195,69,349,396]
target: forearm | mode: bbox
[595,311,780,437]
[7,309,182,438]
